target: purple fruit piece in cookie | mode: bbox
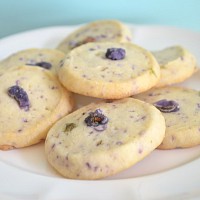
[8,85,30,111]
[153,99,180,113]
[105,48,126,60]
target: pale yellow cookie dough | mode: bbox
[58,42,160,99]
[152,46,197,87]
[0,48,65,74]
[134,86,200,149]
[45,98,165,180]
[57,20,133,54]
[0,66,74,150]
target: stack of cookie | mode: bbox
[0,20,199,180]
[0,49,74,150]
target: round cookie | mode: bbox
[134,86,200,149]
[45,98,165,180]
[0,65,74,150]
[58,42,160,99]
[152,46,197,87]
[0,48,65,74]
[57,20,133,54]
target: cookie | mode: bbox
[0,65,74,150]
[57,20,132,54]
[134,86,200,149]
[0,48,65,74]
[58,42,160,99]
[45,98,165,180]
[152,46,197,87]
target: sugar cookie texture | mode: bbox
[57,20,133,54]
[45,98,165,180]
[152,46,197,87]
[58,42,160,99]
[134,87,200,149]
[0,66,73,150]
[0,48,65,74]
[1,18,199,181]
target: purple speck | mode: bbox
[28,59,35,64]
[197,103,200,108]
[141,116,146,120]
[51,86,58,90]
[15,80,20,85]
[22,118,28,123]
[19,57,24,61]
[171,135,175,141]
[112,104,117,108]
[96,45,101,49]
[51,144,55,149]
[135,116,146,122]
[86,162,92,169]
[100,34,107,38]
[116,141,123,145]
[139,131,145,136]
[89,48,96,51]
[94,124,107,131]
[131,65,136,70]
[68,40,77,47]
[59,60,64,68]
[116,63,122,67]
[126,36,131,41]
[123,129,127,133]
[96,140,103,146]
[138,148,143,154]
[94,166,99,172]
[26,62,52,70]
[148,92,161,97]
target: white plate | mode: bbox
[0,24,200,200]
